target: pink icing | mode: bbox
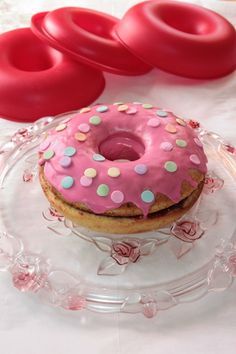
[40,103,207,216]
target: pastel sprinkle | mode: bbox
[117,104,129,112]
[142,103,153,109]
[84,168,97,178]
[176,118,186,126]
[108,167,120,178]
[75,132,87,142]
[165,124,177,134]
[194,138,203,148]
[126,107,138,114]
[96,105,108,113]
[61,176,74,189]
[97,184,109,197]
[160,142,173,151]
[156,110,168,117]
[164,161,178,172]
[190,154,201,165]
[39,139,50,151]
[55,123,67,132]
[80,107,91,113]
[176,139,187,148]
[80,175,92,187]
[43,149,54,160]
[133,101,142,105]
[93,153,105,162]
[89,115,101,125]
[134,164,148,175]
[141,190,155,203]
[78,123,90,133]
[64,146,76,157]
[59,156,72,168]
[111,190,124,203]
[147,118,160,127]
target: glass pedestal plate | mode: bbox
[0,113,235,318]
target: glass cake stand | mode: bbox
[0,112,235,318]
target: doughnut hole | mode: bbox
[99,132,145,162]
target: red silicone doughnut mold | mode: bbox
[115,0,236,79]
[0,28,105,122]
[31,7,152,76]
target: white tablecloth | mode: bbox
[0,1,236,353]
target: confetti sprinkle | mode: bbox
[59,156,72,168]
[93,153,105,162]
[160,142,173,151]
[96,105,108,113]
[80,107,91,113]
[147,118,160,127]
[117,104,129,112]
[78,123,90,133]
[64,146,76,157]
[134,164,148,175]
[142,103,153,109]
[176,139,187,148]
[56,123,67,132]
[43,149,55,160]
[176,118,186,126]
[97,184,109,197]
[61,176,74,189]
[80,175,93,187]
[165,124,177,134]
[84,168,97,178]
[190,154,200,165]
[111,190,124,203]
[156,110,168,117]
[89,115,101,125]
[75,132,87,142]
[113,102,124,105]
[126,107,137,114]
[164,161,178,172]
[108,167,120,178]
[141,190,155,203]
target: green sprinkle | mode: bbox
[142,103,153,109]
[89,115,101,125]
[176,139,187,148]
[43,149,55,160]
[97,184,109,197]
[141,190,155,203]
[61,176,74,189]
[164,161,178,173]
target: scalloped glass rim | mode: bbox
[0,112,235,316]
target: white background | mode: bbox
[0,1,236,353]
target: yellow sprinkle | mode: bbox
[117,104,129,112]
[55,123,67,132]
[75,132,87,141]
[80,107,91,113]
[84,168,97,178]
[108,167,121,178]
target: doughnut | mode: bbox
[115,0,236,79]
[0,28,105,122]
[38,102,207,234]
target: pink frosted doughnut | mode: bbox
[39,102,207,223]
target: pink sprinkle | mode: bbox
[111,190,124,203]
[39,139,50,151]
[126,107,138,115]
[190,154,201,165]
[78,123,90,133]
[80,175,93,187]
[194,138,203,148]
[147,118,160,127]
[160,142,173,151]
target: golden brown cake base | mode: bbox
[39,167,204,234]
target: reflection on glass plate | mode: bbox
[0,113,235,318]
